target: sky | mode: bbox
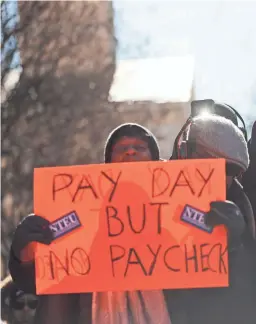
[3,0,256,133]
[1,0,19,69]
[113,0,256,133]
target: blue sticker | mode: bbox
[180,204,213,233]
[49,211,81,240]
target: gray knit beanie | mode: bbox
[189,115,249,172]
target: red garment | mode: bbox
[92,290,172,324]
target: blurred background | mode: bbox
[1,0,256,278]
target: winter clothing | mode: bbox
[189,115,249,172]
[104,123,160,162]
[9,180,255,324]
[243,121,256,217]
[171,113,256,324]
[9,118,256,324]
[182,179,256,324]
[10,123,183,324]
[11,215,52,262]
[204,200,246,249]
[212,102,239,126]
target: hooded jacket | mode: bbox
[9,180,255,324]
[182,179,256,324]
[8,123,188,324]
[104,122,160,162]
[243,121,256,217]
[9,122,255,324]
[170,115,256,324]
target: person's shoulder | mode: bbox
[229,178,255,240]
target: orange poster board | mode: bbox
[34,159,228,295]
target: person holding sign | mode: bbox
[243,120,256,217]
[9,123,186,324]
[170,114,256,324]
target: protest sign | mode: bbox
[34,159,227,295]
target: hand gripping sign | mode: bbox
[34,159,228,295]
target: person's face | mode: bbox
[110,136,152,163]
[11,294,38,324]
[190,142,234,189]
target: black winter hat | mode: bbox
[104,123,160,163]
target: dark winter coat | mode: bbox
[181,179,256,324]
[9,179,256,324]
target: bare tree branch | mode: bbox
[1,0,18,83]
[1,0,123,281]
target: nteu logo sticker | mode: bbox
[49,211,81,239]
[180,204,213,233]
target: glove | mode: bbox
[11,214,53,261]
[204,200,245,248]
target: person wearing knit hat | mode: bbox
[188,115,249,176]
[104,123,160,163]
[172,114,254,237]
[9,123,183,324]
[188,115,255,235]
[170,114,256,324]
[190,99,248,141]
